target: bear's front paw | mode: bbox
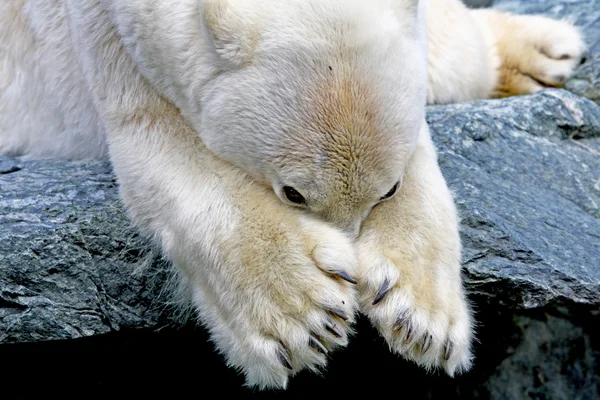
[190,217,358,390]
[356,224,473,376]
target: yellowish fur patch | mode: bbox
[473,10,586,97]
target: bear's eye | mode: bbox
[380,181,400,201]
[283,186,306,205]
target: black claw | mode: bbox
[309,335,329,355]
[325,319,344,338]
[278,347,293,370]
[393,314,408,332]
[405,324,413,342]
[326,307,349,321]
[372,278,391,305]
[443,341,453,361]
[334,270,358,284]
[422,334,432,354]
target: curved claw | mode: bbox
[278,346,293,370]
[372,278,391,305]
[393,313,408,332]
[326,306,349,321]
[404,324,413,342]
[309,335,329,355]
[443,341,453,361]
[325,318,343,338]
[334,270,358,284]
[422,334,432,354]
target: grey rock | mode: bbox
[0,159,173,343]
[462,0,494,8]
[485,313,599,400]
[429,89,600,310]
[567,54,600,105]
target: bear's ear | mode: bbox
[391,0,424,37]
[201,0,261,67]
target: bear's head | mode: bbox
[198,0,427,237]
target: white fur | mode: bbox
[0,0,585,389]
[358,124,473,375]
[0,0,106,159]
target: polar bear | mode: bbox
[0,0,585,390]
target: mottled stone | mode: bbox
[485,313,599,400]
[0,160,172,343]
[429,89,600,310]
[463,0,495,8]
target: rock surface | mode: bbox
[429,89,600,310]
[463,0,494,8]
[0,159,172,343]
[1,0,599,398]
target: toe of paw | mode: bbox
[379,309,474,376]
[443,352,473,377]
[240,349,291,390]
[440,335,474,376]
[543,36,587,62]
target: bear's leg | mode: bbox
[470,9,586,97]
[357,122,473,376]
[425,0,499,104]
[0,0,106,159]
[63,0,359,389]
